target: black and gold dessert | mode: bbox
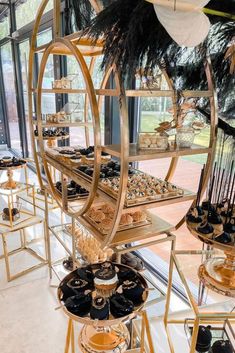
[224,217,235,234]
[211,340,233,353]
[94,268,118,297]
[0,156,26,168]
[122,280,145,305]
[55,181,88,198]
[207,211,223,226]
[117,268,138,285]
[90,296,109,320]
[2,207,20,221]
[60,278,91,301]
[110,294,134,318]
[214,231,232,244]
[64,293,92,316]
[197,221,214,236]
[76,266,94,285]
[187,208,203,226]
[62,256,74,271]
[196,325,212,353]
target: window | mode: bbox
[16,0,53,29]
[1,42,21,153]
[0,14,9,40]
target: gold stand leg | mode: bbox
[64,319,73,353]
[190,318,199,353]
[2,234,11,282]
[44,189,52,279]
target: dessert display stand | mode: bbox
[164,250,235,353]
[30,0,217,262]
[29,0,217,351]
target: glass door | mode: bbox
[1,42,22,154]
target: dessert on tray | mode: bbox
[85,203,150,234]
[58,262,148,321]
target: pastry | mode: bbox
[2,207,20,221]
[196,325,212,353]
[110,294,134,318]
[100,218,113,231]
[211,340,233,353]
[100,204,115,214]
[197,222,214,237]
[117,268,138,284]
[120,214,133,226]
[76,266,94,285]
[70,156,81,164]
[60,277,91,301]
[62,257,74,271]
[91,210,106,222]
[64,293,92,316]
[207,211,222,226]
[90,296,109,320]
[94,268,118,297]
[214,231,232,244]
[187,208,203,227]
[122,280,145,305]
[131,211,147,222]
[224,217,235,234]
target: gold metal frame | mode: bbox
[0,216,48,281]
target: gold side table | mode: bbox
[0,215,48,282]
[164,250,235,353]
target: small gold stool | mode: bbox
[0,216,48,282]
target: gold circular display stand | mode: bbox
[0,162,27,189]
[57,263,149,327]
[58,263,148,353]
[187,221,235,297]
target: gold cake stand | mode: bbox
[0,162,27,190]
[57,263,153,353]
[187,221,235,297]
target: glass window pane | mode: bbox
[16,0,53,29]
[1,42,21,153]
[37,28,52,47]
[0,15,9,40]
[19,40,33,157]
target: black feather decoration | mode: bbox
[71,0,93,31]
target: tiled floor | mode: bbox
[0,151,226,353]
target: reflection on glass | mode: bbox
[37,29,56,115]
[19,40,33,156]
[0,15,9,40]
[16,0,53,29]
[1,42,21,153]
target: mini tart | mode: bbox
[90,296,109,320]
[224,218,235,234]
[197,222,214,237]
[110,294,134,318]
[131,211,147,222]
[94,268,118,297]
[120,214,133,226]
[122,280,145,305]
[117,268,138,284]
[64,293,92,317]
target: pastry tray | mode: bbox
[74,167,184,207]
[83,209,152,235]
[55,186,89,200]
[57,263,149,327]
